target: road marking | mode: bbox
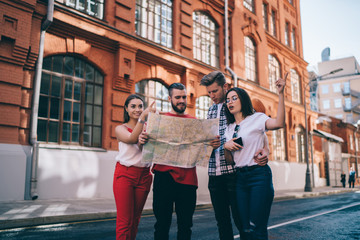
[234,202,360,239]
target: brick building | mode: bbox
[1,0,323,201]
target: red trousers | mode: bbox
[113,163,152,240]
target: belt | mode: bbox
[235,165,263,172]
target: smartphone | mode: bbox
[234,137,243,147]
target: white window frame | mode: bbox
[334,98,342,108]
[322,99,330,109]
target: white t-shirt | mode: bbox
[225,112,269,168]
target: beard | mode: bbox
[171,101,186,113]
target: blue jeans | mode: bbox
[208,173,244,240]
[235,165,274,240]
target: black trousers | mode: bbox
[153,171,197,240]
[349,180,355,188]
[208,173,243,240]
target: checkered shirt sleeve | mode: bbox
[207,104,235,176]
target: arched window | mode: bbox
[291,69,301,103]
[268,55,281,93]
[135,80,170,112]
[135,0,173,48]
[272,128,286,161]
[38,55,104,147]
[193,11,219,67]
[245,36,257,82]
[196,96,212,119]
[295,126,305,163]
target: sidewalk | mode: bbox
[0,186,358,230]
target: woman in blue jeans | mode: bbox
[223,74,287,240]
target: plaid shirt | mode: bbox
[207,103,235,176]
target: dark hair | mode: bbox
[224,87,255,124]
[168,83,186,96]
[123,94,144,123]
[200,71,226,87]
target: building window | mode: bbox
[270,10,277,38]
[268,54,280,93]
[290,69,300,103]
[196,96,212,119]
[262,3,269,31]
[332,83,341,93]
[350,135,354,150]
[335,114,343,119]
[285,22,290,46]
[38,55,103,147]
[343,82,350,93]
[288,0,293,6]
[310,91,317,111]
[272,128,286,161]
[245,37,257,82]
[193,11,219,67]
[291,27,296,51]
[346,114,353,123]
[244,0,255,13]
[135,0,173,48]
[135,80,170,112]
[321,85,329,94]
[322,100,330,109]
[334,98,342,108]
[59,0,104,19]
[295,126,305,163]
[345,97,351,109]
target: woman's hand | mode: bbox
[139,101,156,121]
[276,72,287,94]
[138,132,149,145]
[224,139,243,152]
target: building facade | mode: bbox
[315,56,360,124]
[1,0,319,202]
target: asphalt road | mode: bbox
[1,191,359,240]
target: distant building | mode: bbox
[314,114,359,187]
[313,56,360,124]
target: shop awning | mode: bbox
[312,129,344,143]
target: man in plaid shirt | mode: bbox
[201,71,269,240]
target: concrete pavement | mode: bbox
[0,186,358,230]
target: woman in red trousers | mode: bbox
[113,94,155,240]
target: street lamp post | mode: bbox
[304,68,343,192]
[354,120,360,180]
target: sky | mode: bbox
[300,0,360,71]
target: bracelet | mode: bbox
[138,118,146,124]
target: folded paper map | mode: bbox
[142,113,219,168]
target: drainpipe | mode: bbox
[224,0,237,87]
[29,0,54,200]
